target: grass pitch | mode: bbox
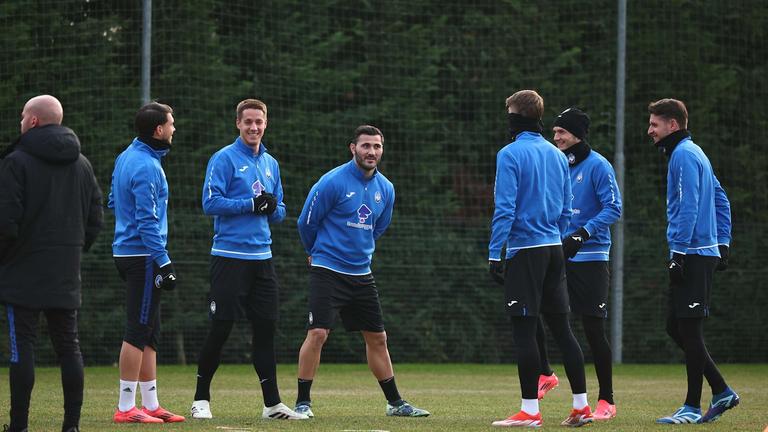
[1,363,766,431]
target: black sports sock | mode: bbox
[543,313,586,394]
[378,376,403,404]
[536,316,553,376]
[251,319,281,407]
[511,316,540,400]
[194,320,234,401]
[296,379,313,405]
[582,316,613,404]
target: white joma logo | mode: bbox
[346,192,356,198]
[239,165,249,172]
[598,303,606,309]
[572,236,583,242]
[688,302,700,309]
[507,300,518,307]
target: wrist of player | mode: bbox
[562,227,589,259]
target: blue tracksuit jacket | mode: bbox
[666,136,731,256]
[202,137,285,260]
[108,138,171,266]
[489,131,572,260]
[566,151,622,262]
[297,160,395,275]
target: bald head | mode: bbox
[20,95,63,134]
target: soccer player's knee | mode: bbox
[365,331,388,348]
[306,328,329,346]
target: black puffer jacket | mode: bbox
[0,124,103,309]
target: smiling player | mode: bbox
[293,125,429,419]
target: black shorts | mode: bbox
[668,254,718,318]
[503,245,570,317]
[566,261,610,318]
[306,267,385,332]
[208,256,279,321]
[114,256,162,350]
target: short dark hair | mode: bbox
[648,98,688,129]
[351,125,384,144]
[135,102,173,137]
[236,99,267,119]
[506,90,544,120]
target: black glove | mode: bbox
[716,245,729,271]
[157,262,177,291]
[253,193,278,215]
[489,260,505,285]
[562,227,590,259]
[668,253,685,285]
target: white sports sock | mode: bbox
[140,380,160,411]
[573,393,588,410]
[118,380,138,412]
[521,398,540,415]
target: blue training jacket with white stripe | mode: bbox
[666,136,731,256]
[108,138,171,267]
[565,148,622,262]
[297,159,395,275]
[489,131,572,261]
[202,137,285,260]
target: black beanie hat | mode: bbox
[553,107,590,141]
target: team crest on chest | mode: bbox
[374,191,382,203]
[576,172,584,183]
[252,180,265,196]
[265,168,272,178]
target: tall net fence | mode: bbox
[0,0,766,366]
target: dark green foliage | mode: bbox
[0,0,765,365]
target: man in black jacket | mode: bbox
[0,95,103,432]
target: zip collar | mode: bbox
[235,136,268,158]
[346,159,378,181]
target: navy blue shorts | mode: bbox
[114,256,162,350]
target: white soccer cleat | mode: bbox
[262,402,310,420]
[190,400,213,419]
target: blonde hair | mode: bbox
[506,90,544,120]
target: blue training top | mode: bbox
[489,131,572,260]
[566,150,622,262]
[202,137,286,260]
[108,138,171,267]
[297,159,395,275]
[666,136,731,256]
